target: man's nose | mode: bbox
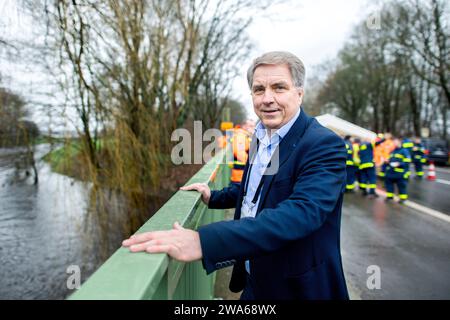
[262,90,274,104]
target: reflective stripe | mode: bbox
[386,192,394,198]
[369,184,377,189]
[403,142,414,148]
[347,150,353,154]
[378,172,385,177]
[346,184,355,190]
[404,172,410,179]
[359,162,374,169]
[403,158,412,163]
[417,172,424,176]
[359,183,367,188]
[399,194,408,200]
[394,154,404,159]
[346,160,355,166]
[394,168,405,173]
[360,144,367,151]
[414,155,422,159]
[421,159,426,163]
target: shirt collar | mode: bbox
[255,107,301,143]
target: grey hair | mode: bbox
[247,51,306,89]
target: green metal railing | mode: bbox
[69,150,230,300]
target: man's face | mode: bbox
[251,64,303,130]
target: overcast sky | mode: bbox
[234,0,372,118]
[1,0,374,126]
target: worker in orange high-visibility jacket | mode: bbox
[229,126,252,185]
[374,134,384,167]
[218,121,235,149]
[377,133,395,178]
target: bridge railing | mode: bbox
[69,150,230,299]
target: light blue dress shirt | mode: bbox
[242,108,300,274]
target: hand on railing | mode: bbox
[122,222,203,262]
[180,183,211,205]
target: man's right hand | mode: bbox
[180,183,211,205]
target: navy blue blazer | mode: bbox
[198,108,349,300]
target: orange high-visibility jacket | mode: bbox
[375,139,395,166]
[230,129,251,183]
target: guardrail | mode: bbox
[69,150,230,299]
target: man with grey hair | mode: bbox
[123,51,349,300]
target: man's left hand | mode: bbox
[122,222,202,262]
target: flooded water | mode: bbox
[0,145,125,299]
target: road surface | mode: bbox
[342,192,450,299]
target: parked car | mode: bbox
[422,138,449,165]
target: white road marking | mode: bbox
[436,179,450,186]
[405,201,450,223]
[376,188,450,223]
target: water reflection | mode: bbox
[372,198,387,228]
[0,145,125,299]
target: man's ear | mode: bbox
[297,87,304,102]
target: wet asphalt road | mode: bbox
[376,166,450,215]
[341,193,450,299]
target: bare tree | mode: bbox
[389,0,450,138]
[11,0,274,238]
[312,0,449,139]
